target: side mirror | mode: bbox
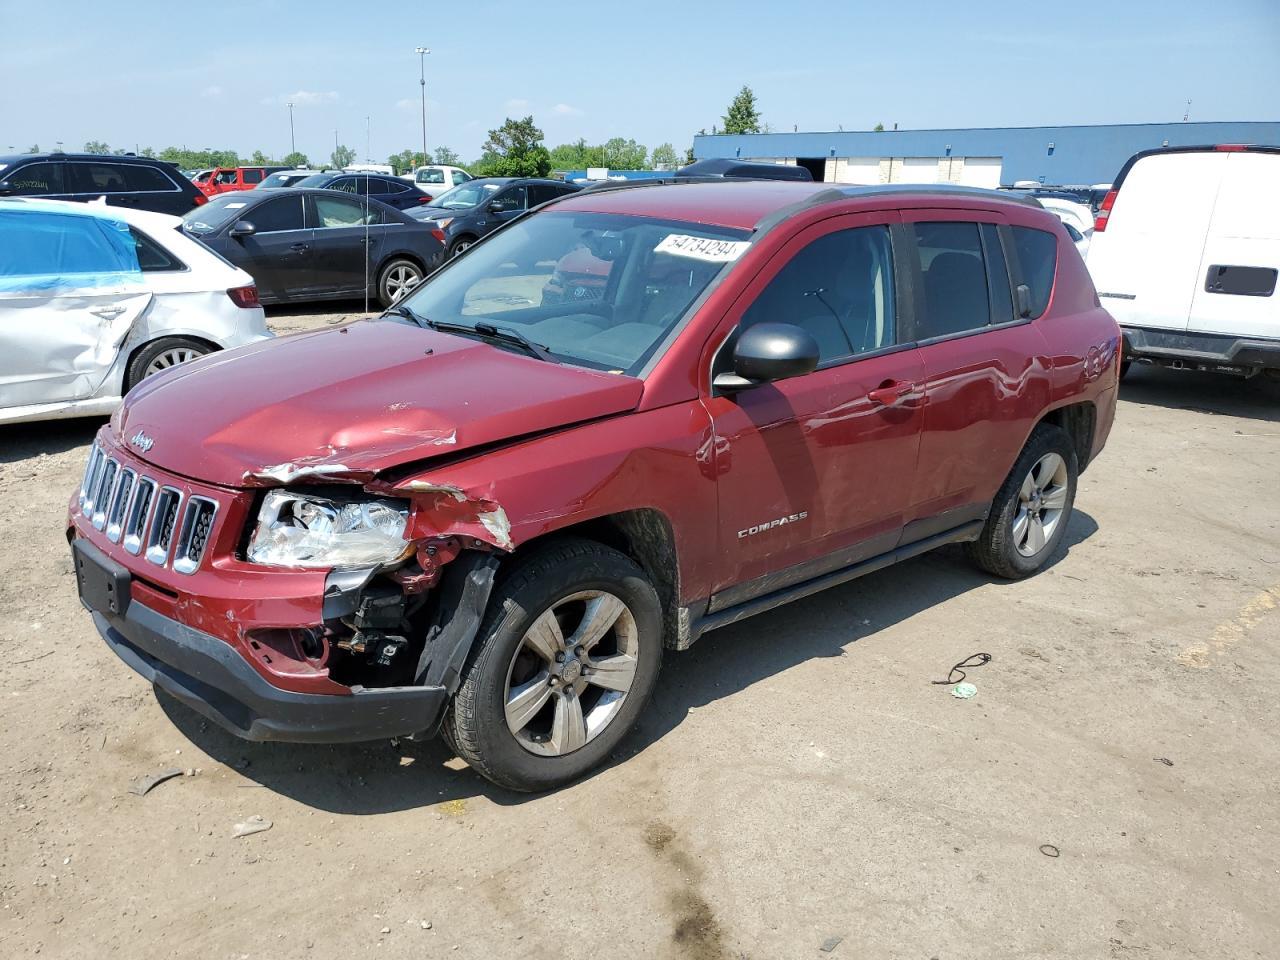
[0,182,14,196]
[487,201,507,214]
[714,322,820,392]
[228,220,256,238]
[1015,283,1033,319]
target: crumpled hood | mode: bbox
[115,319,643,487]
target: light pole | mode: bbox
[365,115,371,163]
[287,102,296,157]
[415,46,430,167]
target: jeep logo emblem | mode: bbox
[130,430,155,453]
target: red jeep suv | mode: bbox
[68,180,1120,791]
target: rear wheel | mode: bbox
[126,337,212,392]
[377,258,424,307]
[444,539,662,792]
[966,424,1078,579]
[449,236,476,259]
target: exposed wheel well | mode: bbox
[377,253,426,280]
[1040,401,1096,472]
[505,509,685,649]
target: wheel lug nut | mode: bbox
[555,652,565,663]
[575,646,584,656]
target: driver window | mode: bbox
[489,185,527,213]
[741,225,897,364]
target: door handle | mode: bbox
[357,237,378,245]
[89,305,126,320]
[289,242,309,251]
[867,380,913,405]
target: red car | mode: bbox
[199,165,288,196]
[69,181,1119,791]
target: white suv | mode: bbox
[405,164,473,197]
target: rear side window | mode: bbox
[3,161,67,194]
[79,163,132,193]
[122,164,174,192]
[249,195,306,232]
[243,169,264,184]
[129,227,184,271]
[742,225,897,363]
[330,178,357,194]
[1011,226,1058,318]
[910,222,990,339]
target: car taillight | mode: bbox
[431,228,446,245]
[1094,190,1118,232]
[418,195,433,204]
[193,193,207,206]
[1214,143,1248,152]
[227,285,260,308]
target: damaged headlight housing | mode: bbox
[247,490,412,569]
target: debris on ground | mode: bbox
[1154,757,1174,766]
[232,815,273,838]
[1039,844,1060,858]
[951,682,978,699]
[931,652,992,685]
[129,768,184,796]
[820,935,844,952]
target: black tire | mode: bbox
[449,236,477,259]
[1119,359,1132,380]
[376,258,424,308]
[444,539,663,792]
[966,423,1078,580]
[125,336,212,393]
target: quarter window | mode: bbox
[742,225,897,363]
[122,164,174,192]
[129,227,184,271]
[981,224,1015,326]
[910,221,990,339]
[3,161,67,194]
[248,196,306,232]
[1011,226,1058,318]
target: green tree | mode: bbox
[83,140,111,154]
[330,144,356,169]
[650,142,679,169]
[602,138,647,169]
[477,116,550,178]
[873,122,885,132]
[140,147,156,158]
[721,85,762,135]
[282,151,309,168]
[432,145,462,166]
[549,139,604,170]
[251,149,270,164]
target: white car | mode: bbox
[0,198,271,425]
[404,164,473,197]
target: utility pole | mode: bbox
[415,46,430,166]
[287,102,296,156]
[1183,99,1191,122]
[365,115,371,162]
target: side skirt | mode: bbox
[690,519,985,639]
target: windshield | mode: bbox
[181,194,257,234]
[293,174,335,189]
[396,210,750,374]
[258,172,305,189]
[427,181,503,209]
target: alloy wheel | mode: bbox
[503,590,640,757]
[1013,452,1069,557]
[385,264,422,302]
[143,346,203,378]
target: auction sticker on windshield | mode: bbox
[655,234,750,263]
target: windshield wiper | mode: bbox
[382,303,421,325]
[417,317,556,363]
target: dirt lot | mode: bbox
[2,306,1278,959]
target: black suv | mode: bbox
[0,153,206,215]
[292,172,432,211]
[407,177,580,258]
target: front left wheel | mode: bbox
[444,539,663,792]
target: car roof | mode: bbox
[0,152,172,166]
[0,197,180,230]
[552,180,1041,231]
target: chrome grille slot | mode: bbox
[91,459,119,531]
[79,444,104,513]
[123,478,156,555]
[173,497,218,575]
[146,487,183,567]
[105,469,135,543]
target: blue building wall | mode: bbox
[693,121,1280,185]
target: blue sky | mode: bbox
[2,0,1277,163]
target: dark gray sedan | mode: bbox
[181,189,445,307]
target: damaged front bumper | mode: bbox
[94,598,447,743]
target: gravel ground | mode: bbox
[1,310,1278,959]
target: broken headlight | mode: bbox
[247,490,411,569]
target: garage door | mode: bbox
[958,157,1002,189]
[888,157,940,184]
